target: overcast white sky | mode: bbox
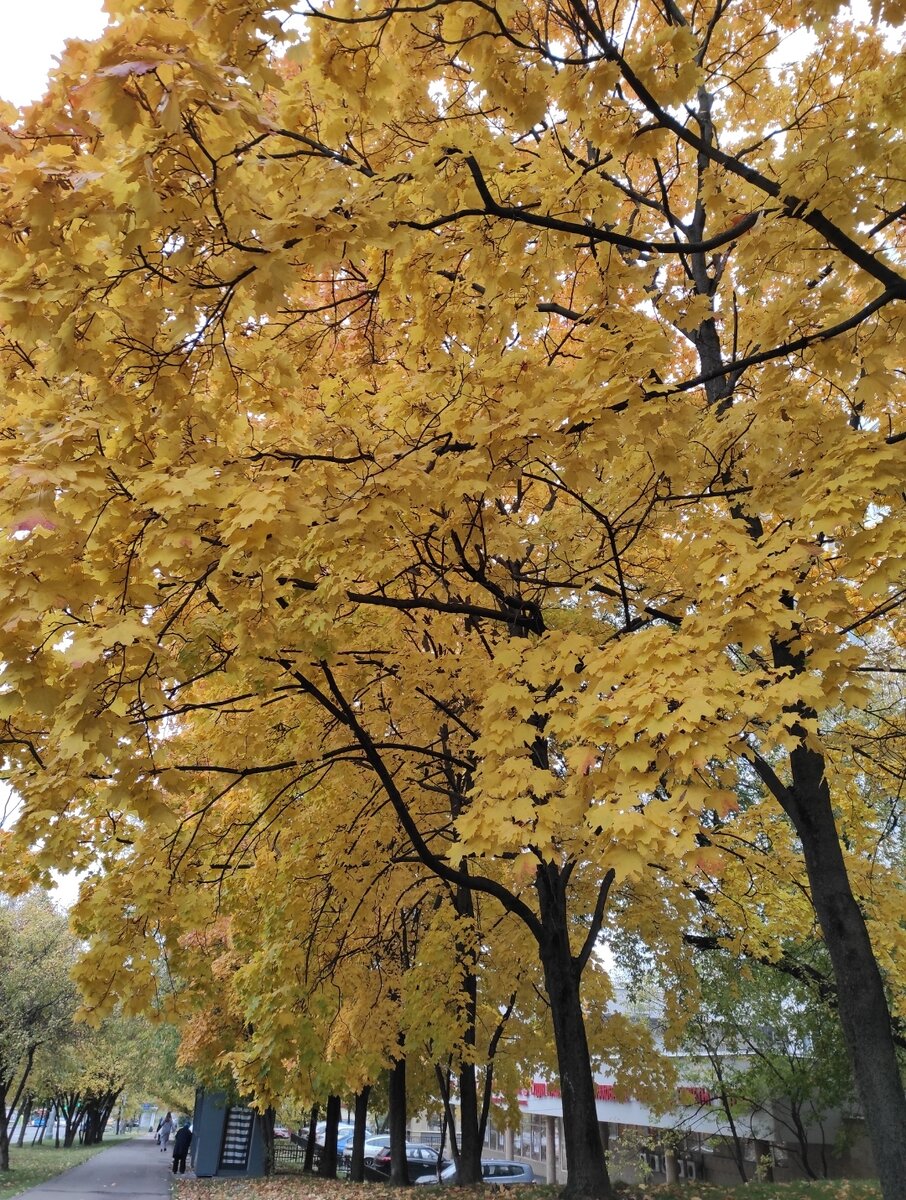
[0,1,107,906]
[1,0,107,108]
[0,0,884,113]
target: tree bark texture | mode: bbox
[458,1060,483,1185]
[388,1056,409,1186]
[782,741,906,1200]
[318,1094,341,1178]
[535,866,613,1200]
[0,1087,10,1171]
[349,1086,371,1183]
[303,1104,319,1173]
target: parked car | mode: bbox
[297,1123,362,1153]
[317,1121,357,1143]
[415,1160,537,1186]
[338,1134,389,1177]
[273,1125,291,1139]
[343,1134,391,1166]
[364,1141,450,1182]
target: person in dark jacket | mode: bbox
[172,1120,192,1175]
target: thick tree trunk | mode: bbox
[781,740,906,1200]
[687,133,906,1192]
[63,1103,80,1149]
[388,1055,409,1186]
[83,1103,100,1146]
[684,102,906,1196]
[450,878,483,1185]
[318,1094,341,1178]
[535,867,613,1200]
[87,1093,117,1144]
[456,948,483,1186]
[349,1086,371,1182]
[261,1107,276,1176]
[458,1061,482,1184]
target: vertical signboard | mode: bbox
[218,1107,254,1171]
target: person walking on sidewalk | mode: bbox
[158,1112,174,1152]
[172,1119,192,1175]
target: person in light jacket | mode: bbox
[172,1119,192,1174]
[158,1112,174,1152]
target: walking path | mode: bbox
[16,1136,175,1198]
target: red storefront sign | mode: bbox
[518,1081,713,1105]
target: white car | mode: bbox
[416,1160,537,1185]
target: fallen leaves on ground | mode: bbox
[174,1180,881,1200]
[175,1185,481,1200]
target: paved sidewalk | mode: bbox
[16,1136,176,1198]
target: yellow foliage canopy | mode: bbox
[0,0,904,1190]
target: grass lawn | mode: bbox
[174,1177,881,1200]
[0,1136,129,1199]
[642,1183,879,1200]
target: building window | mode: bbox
[514,1115,548,1163]
[485,1118,505,1152]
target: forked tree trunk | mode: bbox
[456,911,482,1186]
[83,1103,99,1146]
[34,1103,50,1146]
[435,1066,457,1176]
[535,866,613,1200]
[788,1103,817,1180]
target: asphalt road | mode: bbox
[16,1136,176,1198]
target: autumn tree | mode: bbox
[0,0,905,1196]
[48,1014,162,1146]
[71,765,534,1184]
[0,894,79,1170]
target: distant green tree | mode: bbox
[50,1013,191,1146]
[137,1020,197,1120]
[0,894,78,1170]
[681,947,856,1180]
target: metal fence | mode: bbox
[274,1140,310,1174]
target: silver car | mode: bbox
[416,1160,537,1185]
